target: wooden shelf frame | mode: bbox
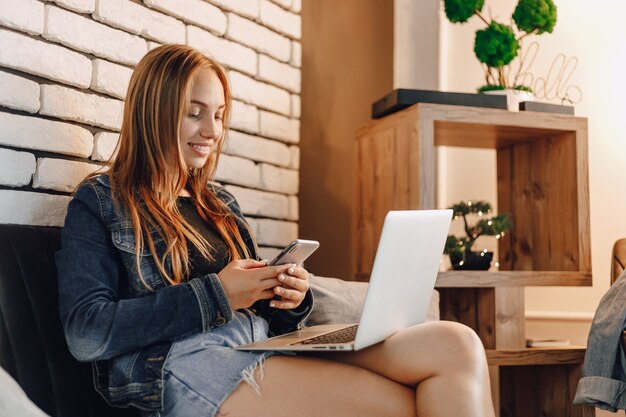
[436,271,592,288]
[355,103,594,417]
[486,347,586,366]
[355,102,591,280]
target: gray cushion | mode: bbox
[307,275,439,326]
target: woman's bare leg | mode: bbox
[220,355,416,417]
[328,321,495,417]
[220,321,495,417]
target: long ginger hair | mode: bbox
[105,44,253,287]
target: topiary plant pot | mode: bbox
[483,88,534,112]
[449,251,494,270]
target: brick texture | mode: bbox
[208,0,259,19]
[259,0,301,39]
[258,54,300,93]
[187,25,257,76]
[256,218,298,246]
[144,0,227,35]
[0,148,36,187]
[0,28,92,88]
[230,100,259,134]
[40,84,124,131]
[291,93,300,118]
[48,0,96,14]
[0,0,44,35]
[229,71,291,116]
[92,132,119,161]
[227,13,291,62]
[91,59,133,100]
[224,185,289,219]
[44,5,147,66]
[224,130,291,168]
[259,163,298,194]
[94,0,185,44]
[291,41,301,67]
[259,111,299,143]
[0,112,93,157]
[0,71,40,113]
[0,0,303,246]
[33,158,102,192]
[0,190,71,227]
[214,154,261,188]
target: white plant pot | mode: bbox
[483,89,534,112]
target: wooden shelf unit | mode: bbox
[354,103,594,417]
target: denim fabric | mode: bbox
[141,310,281,417]
[56,175,312,411]
[574,271,626,411]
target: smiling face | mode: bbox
[179,69,226,170]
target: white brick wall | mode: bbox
[94,0,185,44]
[227,13,291,62]
[49,0,96,14]
[229,71,291,115]
[259,0,301,39]
[225,184,289,219]
[0,71,40,113]
[40,84,124,131]
[259,55,300,93]
[187,25,257,76]
[259,111,300,143]
[0,112,93,157]
[0,0,44,35]
[224,130,291,167]
[0,148,36,187]
[91,59,133,100]
[0,0,302,250]
[33,158,101,192]
[209,0,259,20]
[259,163,298,195]
[230,100,259,134]
[92,132,119,161]
[144,0,227,35]
[0,28,92,88]
[44,5,148,66]
[0,190,71,227]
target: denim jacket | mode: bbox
[574,271,626,411]
[56,174,313,411]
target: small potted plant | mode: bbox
[443,0,557,109]
[444,200,512,270]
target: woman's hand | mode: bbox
[271,264,310,310]
[217,259,290,311]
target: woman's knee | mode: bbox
[429,321,487,371]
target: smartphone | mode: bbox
[267,239,320,266]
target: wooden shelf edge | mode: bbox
[436,271,592,288]
[486,347,586,366]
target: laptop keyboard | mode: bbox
[292,324,359,345]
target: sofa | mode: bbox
[0,223,439,417]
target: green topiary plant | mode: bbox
[444,200,512,270]
[443,0,557,92]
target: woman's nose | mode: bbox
[200,120,219,138]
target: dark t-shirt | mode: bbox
[177,196,230,277]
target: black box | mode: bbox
[519,101,575,115]
[372,89,508,119]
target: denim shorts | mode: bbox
[142,310,283,417]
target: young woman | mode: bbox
[57,44,495,417]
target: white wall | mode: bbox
[440,0,626,358]
[393,0,439,90]
[0,0,303,260]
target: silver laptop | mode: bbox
[236,209,452,352]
